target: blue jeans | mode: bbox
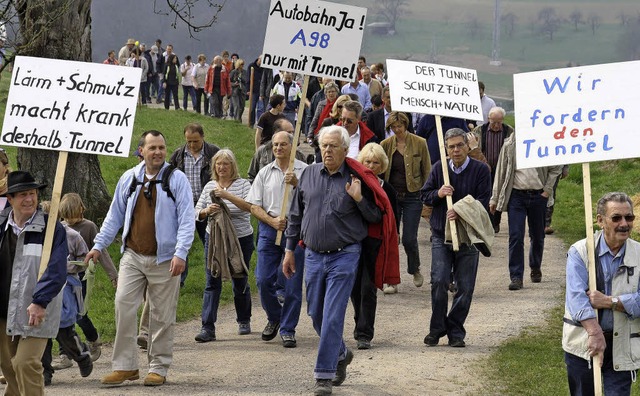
[429,237,479,341]
[565,334,634,396]
[201,233,253,333]
[182,85,196,110]
[305,243,360,380]
[255,222,304,336]
[157,76,164,101]
[397,192,422,274]
[507,189,548,281]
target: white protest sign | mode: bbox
[386,59,483,120]
[1,56,141,157]
[513,60,640,169]
[261,0,367,81]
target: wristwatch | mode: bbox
[611,296,619,311]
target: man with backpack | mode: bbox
[86,130,195,387]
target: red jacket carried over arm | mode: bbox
[345,157,400,289]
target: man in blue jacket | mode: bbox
[0,171,68,396]
[86,130,195,387]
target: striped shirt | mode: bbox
[485,128,504,172]
[195,178,253,238]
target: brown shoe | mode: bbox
[101,370,140,385]
[544,226,554,235]
[144,372,166,386]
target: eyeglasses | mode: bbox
[607,214,635,223]
[446,142,467,151]
[320,143,342,151]
[340,117,356,125]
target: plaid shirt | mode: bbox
[184,149,204,203]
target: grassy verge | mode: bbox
[477,153,640,394]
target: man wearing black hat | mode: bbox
[0,171,68,395]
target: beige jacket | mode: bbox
[207,195,249,280]
[489,134,563,212]
[563,231,640,370]
[445,195,494,257]
[381,133,431,193]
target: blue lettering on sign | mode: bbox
[542,74,602,94]
[290,29,331,48]
[522,135,613,159]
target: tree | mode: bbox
[466,16,483,39]
[616,22,640,60]
[568,10,584,31]
[537,7,561,41]
[153,0,226,38]
[375,0,408,31]
[501,12,518,38]
[587,13,601,36]
[4,0,224,222]
[617,10,632,26]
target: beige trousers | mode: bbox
[111,249,180,377]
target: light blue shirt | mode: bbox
[448,156,470,174]
[566,234,640,331]
[341,82,372,111]
[93,162,195,263]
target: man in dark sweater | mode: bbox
[420,128,492,348]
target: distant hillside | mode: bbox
[92,0,640,100]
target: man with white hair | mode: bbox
[471,106,514,233]
[284,126,386,395]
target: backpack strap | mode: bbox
[127,164,177,202]
[161,165,177,202]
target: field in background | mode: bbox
[354,0,640,99]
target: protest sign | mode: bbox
[513,60,640,169]
[261,0,367,81]
[1,56,141,157]
[386,59,483,120]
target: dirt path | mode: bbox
[31,216,567,396]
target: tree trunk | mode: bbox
[16,0,111,223]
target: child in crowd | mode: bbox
[40,201,94,385]
[51,193,118,370]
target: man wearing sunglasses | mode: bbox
[489,133,563,290]
[563,192,640,395]
[338,100,377,160]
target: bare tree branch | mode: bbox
[154,0,226,39]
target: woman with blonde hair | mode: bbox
[381,111,431,294]
[194,149,253,342]
[350,142,399,349]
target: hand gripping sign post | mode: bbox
[1,55,141,279]
[261,0,367,244]
[515,60,640,395]
[386,59,483,251]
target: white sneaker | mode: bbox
[413,271,424,287]
[383,284,398,294]
[52,354,73,370]
[88,336,102,362]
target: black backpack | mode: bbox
[127,165,177,202]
